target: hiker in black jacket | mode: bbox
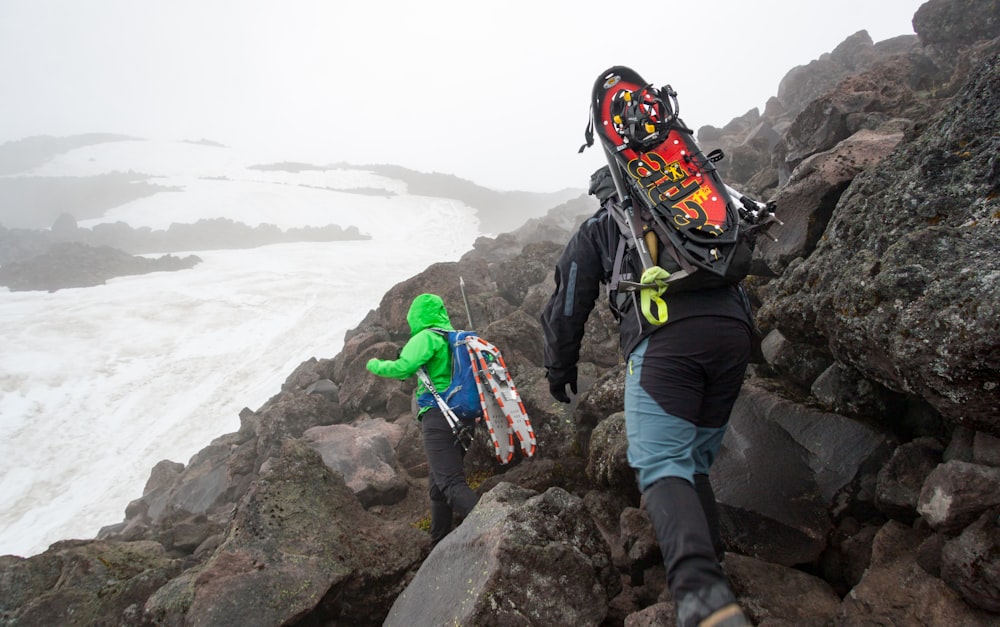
[541,169,752,627]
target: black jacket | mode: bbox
[540,202,753,376]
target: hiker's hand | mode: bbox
[547,366,578,403]
[365,358,379,373]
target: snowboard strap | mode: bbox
[579,109,595,153]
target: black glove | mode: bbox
[547,366,578,403]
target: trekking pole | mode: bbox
[725,184,766,214]
[724,184,783,242]
[602,145,656,270]
[601,144,672,325]
[416,368,471,451]
[459,276,476,329]
[458,275,488,413]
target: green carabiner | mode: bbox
[639,266,670,325]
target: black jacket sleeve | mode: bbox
[540,209,616,375]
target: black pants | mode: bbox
[421,407,479,542]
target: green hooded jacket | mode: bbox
[365,293,455,411]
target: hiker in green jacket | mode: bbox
[366,293,479,545]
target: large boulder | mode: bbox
[874,437,945,523]
[143,441,425,626]
[712,383,891,565]
[838,521,997,625]
[776,30,877,118]
[758,50,1000,435]
[303,418,409,507]
[941,507,1000,613]
[337,338,415,420]
[0,540,181,626]
[148,442,235,523]
[252,386,346,458]
[759,329,834,389]
[914,0,1000,64]
[724,552,841,624]
[492,240,565,307]
[384,483,619,626]
[585,412,638,501]
[917,460,1000,533]
[756,127,906,275]
[780,55,929,177]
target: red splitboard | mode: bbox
[592,67,737,242]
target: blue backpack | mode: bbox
[416,328,483,421]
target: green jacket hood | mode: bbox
[407,293,454,335]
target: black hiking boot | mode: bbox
[645,477,748,626]
[675,580,750,626]
[693,473,724,563]
[697,603,751,627]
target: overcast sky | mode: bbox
[0,0,928,192]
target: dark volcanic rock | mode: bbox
[144,441,425,626]
[914,0,1000,59]
[384,483,619,626]
[6,6,1000,625]
[758,48,1000,434]
[0,540,181,626]
[838,521,998,625]
[724,552,841,624]
[712,384,891,566]
[756,127,906,275]
[303,419,409,508]
[875,437,945,523]
[941,507,1000,613]
[917,460,1000,533]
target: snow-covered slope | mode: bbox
[0,139,481,557]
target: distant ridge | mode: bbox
[252,161,584,234]
[0,174,178,229]
[0,133,140,176]
[0,135,585,235]
[356,164,583,234]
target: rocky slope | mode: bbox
[2,0,999,625]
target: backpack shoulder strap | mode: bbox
[607,232,629,295]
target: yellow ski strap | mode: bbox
[639,266,671,325]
